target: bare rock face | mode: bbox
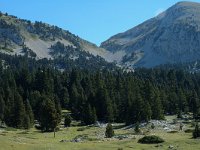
[101,2,200,68]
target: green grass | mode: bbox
[1,125,200,150]
[0,115,199,150]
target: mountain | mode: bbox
[0,12,117,70]
[101,1,200,68]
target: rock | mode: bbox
[71,138,82,143]
[71,135,89,143]
[95,121,107,128]
[114,135,129,140]
[155,144,163,147]
[60,140,69,143]
[168,145,174,149]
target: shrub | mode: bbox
[138,135,165,144]
[193,123,200,138]
[167,130,178,133]
[134,122,140,134]
[5,127,17,131]
[35,125,42,130]
[77,127,86,131]
[151,123,155,129]
[185,129,194,133]
[105,123,114,138]
[64,114,72,127]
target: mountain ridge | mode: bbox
[101,1,200,68]
[0,12,118,71]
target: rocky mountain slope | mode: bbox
[101,1,200,68]
[0,12,118,70]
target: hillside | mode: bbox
[0,12,116,70]
[101,1,200,68]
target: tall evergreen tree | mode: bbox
[190,91,200,119]
[152,94,164,120]
[0,96,5,124]
[13,91,26,128]
[38,96,61,132]
[82,103,97,125]
[64,114,72,127]
[25,99,34,127]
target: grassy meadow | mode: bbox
[0,116,200,150]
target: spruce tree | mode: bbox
[25,99,34,127]
[82,104,97,125]
[105,123,114,138]
[143,101,152,122]
[134,122,140,134]
[152,94,164,120]
[24,114,31,129]
[190,91,200,119]
[0,96,5,124]
[64,114,72,127]
[13,92,26,128]
[193,123,200,138]
[69,83,80,119]
[38,96,61,132]
[105,96,114,122]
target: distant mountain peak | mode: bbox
[101,1,200,68]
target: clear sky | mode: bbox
[1,0,200,45]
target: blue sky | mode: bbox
[1,0,200,45]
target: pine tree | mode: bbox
[193,123,200,138]
[105,123,114,138]
[54,96,62,125]
[29,91,41,119]
[64,114,72,127]
[82,104,97,125]
[105,96,114,122]
[0,96,5,124]
[152,94,164,120]
[143,101,152,122]
[13,92,26,128]
[190,91,200,119]
[134,122,140,134]
[4,87,15,127]
[178,89,188,113]
[69,83,80,120]
[38,96,61,132]
[60,87,70,108]
[25,99,34,127]
[24,115,31,129]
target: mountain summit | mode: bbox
[101,1,200,67]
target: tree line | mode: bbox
[0,56,200,131]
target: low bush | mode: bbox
[77,126,90,131]
[64,114,72,127]
[5,127,17,131]
[105,123,114,138]
[77,127,85,131]
[167,130,178,133]
[193,123,200,138]
[138,135,165,144]
[184,129,194,133]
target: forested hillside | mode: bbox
[0,12,116,71]
[0,54,200,130]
